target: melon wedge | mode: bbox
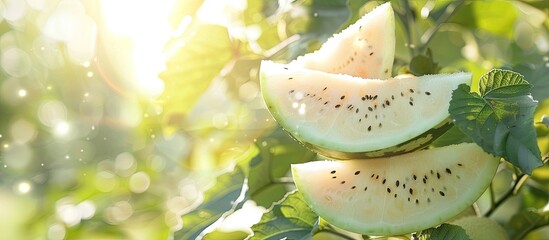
[291,143,499,236]
[260,61,471,157]
[291,2,395,79]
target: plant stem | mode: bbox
[485,173,528,217]
[418,0,465,53]
[399,0,417,56]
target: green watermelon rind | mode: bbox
[307,119,453,159]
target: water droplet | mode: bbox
[17,89,27,97]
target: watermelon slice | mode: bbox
[291,143,499,236]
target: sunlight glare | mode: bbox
[100,0,173,98]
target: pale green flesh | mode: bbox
[292,143,499,236]
[291,2,395,79]
[261,60,472,153]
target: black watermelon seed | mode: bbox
[396,180,400,187]
[423,178,427,184]
[340,96,345,100]
[379,123,382,128]
[394,194,397,198]
[374,105,377,109]
[425,91,431,95]
[458,163,463,166]
[368,107,373,111]
[432,188,435,192]
[330,170,336,174]
[409,188,413,195]
[369,52,374,56]
[382,103,385,108]
[323,87,327,91]
[391,95,395,100]
[324,101,329,105]
[335,104,341,108]
[373,95,378,100]
[387,188,391,193]
[368,126,372,131]
[403,184,406,189]
[409,89,414,93]
[413,175,417,180]
[437,172,441,179]
[416,199,419,204]
[409,101,414,106]
[359,119,362,123]
[341,181,346,184]
[332,176,336,179]
[446,168,452,174]
[361,97,366,101]
[354,171,360,175]
[375,175,379,179]
[427,198,431,203]
[410,97,414,102]
[351,186,356,189]
[371,174,375,178]
[430,170,434,175]
[284,67,288,70]
[385,69,389,73]
[365,114,368,119]
[382,179,386,184]
[289,90,294,94]
[288,77,293,80]
[408,197,411,202]
[439,191,445,197]
[385,100,390,106]
[356,108,359,113]
[364,187,368,191]
[401,92,404,97]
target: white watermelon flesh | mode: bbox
[260,61,471,155]
[291,143,499,236]
[291,2,395,79]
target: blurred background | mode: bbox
[0,0,548,239]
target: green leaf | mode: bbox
[174,167,246,240]
[160,24,234,125]
[417,224,470,240]
[449,0,517,38]
[242,128,316,208]
[512,63,549,100]
[409,49,440,75]
[509,210,549,239]
[478,69,531,98]
[430,126,473,148]
[521,185,549,209]
[248,191,319,240]
[203,230,250,240]
[449,69,543,174]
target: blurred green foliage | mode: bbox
[0,0,548,239]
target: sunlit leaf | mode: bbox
[247,191,319,240]
[175,167,246,240]
[241,128,316,208]
[160,24,234,126]
[417,224,470,240]
[449,0,517,38]
[449,69,543,174]
[203,230,250,240]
